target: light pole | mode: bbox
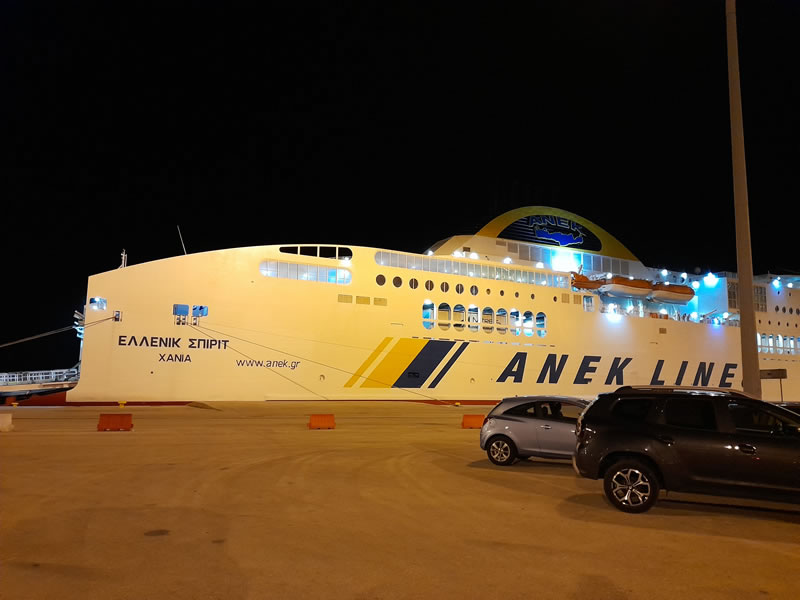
[726,0,761,397]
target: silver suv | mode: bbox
[480,396,590,466]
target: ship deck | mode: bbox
[1,402,799,599]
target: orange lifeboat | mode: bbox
[649,283,695,304]
[597,276,653,298]
[570,272,604,291]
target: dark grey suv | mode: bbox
[574,386,800,513]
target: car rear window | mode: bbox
[611,398,652,423]
[664,397,717,431]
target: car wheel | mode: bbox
[603,459,660,513]
[487,436,517,466]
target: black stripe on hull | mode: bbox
[428,342,469,389]
[393,341,455,388]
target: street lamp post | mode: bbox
[726,0,761,398]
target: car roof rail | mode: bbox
[612,385,757,399]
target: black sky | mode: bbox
[2,1,800,370]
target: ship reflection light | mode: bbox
[503,257,512,264]
[470,252,479,260]
[535,262,544,269]
[606,272,613,279]
[703,273,718,287]
[659,308,668,315]
[551,252,578,272]
[691,281,700,290]
[661,269,668,277]
[723,312,729,319]
[772,279,782,289]
[690,311,699,320]
[680,272,688,280]
[789,283,794,288]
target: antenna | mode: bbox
[177,225,187,255]
[119,249,127,268]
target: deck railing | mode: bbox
[0,369,80,386]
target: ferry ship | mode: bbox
[68,206,799,404]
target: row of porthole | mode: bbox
[422,302,548,337]
[377,274,537,300]
[774,305,800,314]
[758,319,799,328]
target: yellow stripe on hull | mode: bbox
[360,338,427,388]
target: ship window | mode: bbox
[422,300,435,330]
[470,285,479,296]
[393,277,402,288]
[337,269,351,285]
[456,283,464,294]
[441,282,449,293]
[522,311,534,337]
[768,335,774,353]
[482,308,494,333]
[191,305,208,317]
[536,312,547,338]
[320,246,337,259]
[390,253,399,268]
[583,296,594,312]
[620,261,630,276]
[300,246,317,257]
[425,280,434,291]
[397,254,407,269]
[173,304,190,316]
[561,293,570,303]
[496,308,508,332]
[90,297,107,311]
[376,274,386,286]
[338,247,353,260]
[278,262,289,278]
[777,335,784,353]
[279,246,298,255]
[519,245,530,261]
[438,303,451,331]
[453,304,466,330]
[259,260,277,277]
[783,307,787,313]
[409,278,418,289]
[467,305,480,332]
[288,263,298,279]
[438,303,451,321]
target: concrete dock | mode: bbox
[1,401,799,599]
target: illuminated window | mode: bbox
[510,309,521,336]
[583,296,594,312]
[523,311,534,337]
[422,300,435,330]
[453,304,466,330]
[438,303,451,331]
[482,307,494,333]
[467,306,480,332]
[89,297,107,311]
[496,308,508,334]
[536,312,547,338]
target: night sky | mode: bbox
[2,0,799,371]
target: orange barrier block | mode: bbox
[308,414,336,429]
[461,414,485,429]
[98,413,134,431]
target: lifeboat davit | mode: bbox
[597,276,653,298]
[570,272,604,291]
[648,283,695,304]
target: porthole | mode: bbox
[486,289,491,295]
[409,278,418,289]
[530,293,535,300]
[775,306,780,312]
[783,307,787,313]
[553,296,557,302]
[791,308,794,314]
[425,280,434,291]
[515,292,519,298]
[441,282,449,293]
[470,285,479,296]
[779,322,782,326]
[769,321,772,325]
[456,283,464,294]
[393,276,402,288]
[376,274,386,286]
[500,290,505,296]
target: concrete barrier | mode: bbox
[308,414,335,429]
[0,414,13,432]
[97,414,134,431]
[461,414,485,429]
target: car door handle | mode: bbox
[540,424,552,430]
[738,443,757,455]
[656,435,674,446]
